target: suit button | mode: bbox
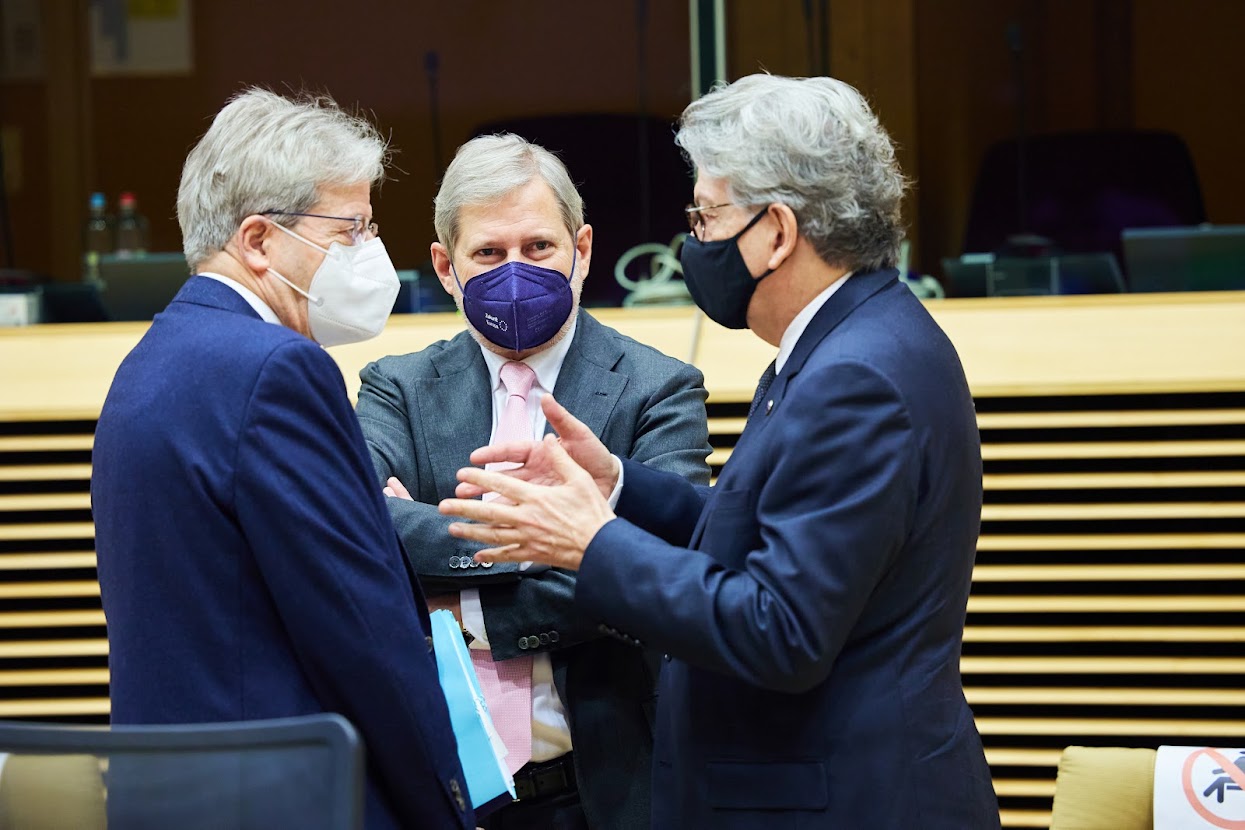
[481,561,493,568]
[469,559,479,568]
[448,557,459,569]
[538,633,550,645]
[663,653,671,661]
[517,637,530,650]
[548,630,560,644]
[597,623,609,634]
[426,636,434,651]
[450,777,466,811]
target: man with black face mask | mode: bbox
[439,75,1000,829]
[355,133,711,830]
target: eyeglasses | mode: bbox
[260,211,379,244]
[684,203,735,241]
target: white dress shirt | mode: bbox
[460,318,578,763]
[200,272,282,324]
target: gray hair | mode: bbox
[434,133,584,256]
[177,88,389,270]
[676,74,906,272]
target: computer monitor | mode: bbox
[1122,225,1245,293]
[96,253,190,321]
[941,253,1124,298]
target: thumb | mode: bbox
[544,433,581,481]
[542,394,589,441]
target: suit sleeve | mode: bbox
[357,359,527,589]
[576,360,919,694]
[481,360,713,660]
[235,342,471,829]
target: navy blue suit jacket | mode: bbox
[577,270,1000,828]
[91,277,473,829]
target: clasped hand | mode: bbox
[437,395,618,571]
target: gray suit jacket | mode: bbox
[356,309,711,829]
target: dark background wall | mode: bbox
[1,0,1242,285]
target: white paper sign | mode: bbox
[1155,745,1245,829]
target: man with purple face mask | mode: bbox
[356,133,711,830]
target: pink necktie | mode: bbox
[472,360,535,774]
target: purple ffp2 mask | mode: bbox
[453,255,575,351]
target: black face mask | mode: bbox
[679,207,773,329]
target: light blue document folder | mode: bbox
[430,609,516,815]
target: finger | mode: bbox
[446,521,526,547]
[468,440,536,467]
[438,496,522,525]
[455,481,490,499]
[386,476,413,501]
[474,543,549,565]
[541,394,591,440]
[544,432,586,480]
[382,487,396,497]
[455,465,536,502]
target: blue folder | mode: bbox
[430,609,516,816]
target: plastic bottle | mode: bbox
[82,192,114,283]
[114,191,150,258]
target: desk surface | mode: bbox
[2,291,1244,420]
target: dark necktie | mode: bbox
[748,360,777,418]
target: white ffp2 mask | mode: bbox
[265,220,400,347]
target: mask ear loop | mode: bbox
[261,217,327,306]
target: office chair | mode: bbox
[0,713,363,830]
[962,130,1206,286]
[1049,745,1156,830]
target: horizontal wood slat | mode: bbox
[961,656,1245,674]
[976,409,1245,428]
[0,435,94,452]
[965,687,1245,706]
[977,533,1245,551]
[981,502,1245,520]
[963,625,1245,642]
[983,440,1245,460]
[0,493,92,511]
[0,669,108,687]
[0,523,96,541]
[0,552,97,570]
[0,698,110,717]
[0,610,106,628]
[0,464,92,481]
[0,639,109,658]
[983,471,1245,489]
[967,595,1245,613]
[970,564,1245,582]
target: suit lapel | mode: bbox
[549,311,628,439]
[692,269,900,550]
[419,334,493,499]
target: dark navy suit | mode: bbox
[92,276,473,829]
[576,269,1000,828]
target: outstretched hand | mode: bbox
[438,434,615,571]
[457,394,619,500]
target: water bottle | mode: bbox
[114,192,150,258]
[82,192,114,283]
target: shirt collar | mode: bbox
[200,272,281,324]
[775,271,852,374]
[479,315,578,394]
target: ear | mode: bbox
[766,204,800,272]
[236,215,274,276]
[430,242,456,296]
[573,224,593,283]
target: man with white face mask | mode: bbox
[356,133,711,830]
[91,88,473,830]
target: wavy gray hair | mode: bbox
[676,74,906,272]
[434,133,584,256]
[177,88,389,270]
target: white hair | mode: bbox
[434,133,584,255]
[676,74,907,272]
[177,88,389,270]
